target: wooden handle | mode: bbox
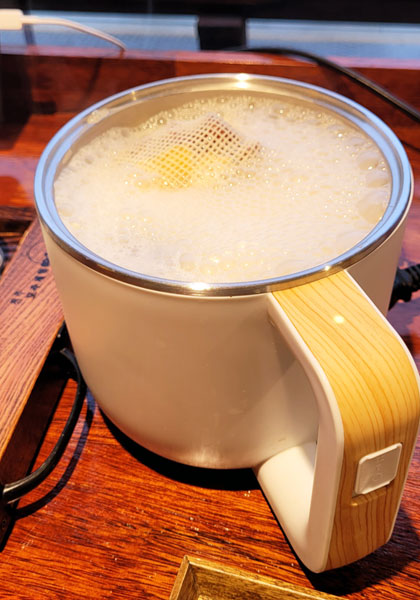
[256,270,420,571]
[270,270,420,570]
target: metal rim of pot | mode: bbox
[34,73,412,297]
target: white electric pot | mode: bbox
[35,74,420,573]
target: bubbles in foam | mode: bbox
[54,93,391,283]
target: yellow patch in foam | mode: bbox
[148,144,194,188]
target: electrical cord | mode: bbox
[390,264,420,308]
[232,45,420,123]
[1,347,87,504]
[0,9,126,51]
[232,45,420,309]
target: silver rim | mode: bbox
[34,73,412,297]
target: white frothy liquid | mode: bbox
[54,93,391,283]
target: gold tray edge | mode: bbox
[170,556,342,600]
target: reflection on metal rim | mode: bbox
[34,73,412,297]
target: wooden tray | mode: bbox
[170,557,342,600]
[0,210,64,542]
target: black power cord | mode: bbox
[390,264,420,308]
[231,45,420,309]
[1,347,87,504]
[231,46,420,123]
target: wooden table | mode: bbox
[0,46,419,599]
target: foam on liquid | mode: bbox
[54,93,391,283]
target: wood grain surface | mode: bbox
[0,48,419,600]
[0,219,63,454]
[273,270,420,570]
[0,217,64,541]
[170,556,343,600]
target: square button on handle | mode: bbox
[354,443,403,496]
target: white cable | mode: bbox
[0,9,126,51]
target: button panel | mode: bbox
[354,443,402,496]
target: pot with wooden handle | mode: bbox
[34,74,420,572]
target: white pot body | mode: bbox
[43,213,406,470]
[35,75,419,572]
